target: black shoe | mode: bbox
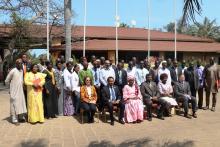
[110,121,114,126]
[19,118,26,123]
[87,117,91,123]
[184,114,192,119]
[192,113,197,118]
[88,117,94,123]
[211,107,216,112]
[147,117,152,121]
[51,115,57,118]
[157,116,165,120]
[119,119,125,125]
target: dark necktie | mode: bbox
[110,87,116,101]
[94,68,98,81]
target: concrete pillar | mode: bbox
[108,50,116,65]
[159,51,165,60]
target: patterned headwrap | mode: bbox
[127,75,139,96]
[127,75,135,81]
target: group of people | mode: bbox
[5,54,220,126]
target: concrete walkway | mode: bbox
[0,82,7,91]
[0,89,220,147]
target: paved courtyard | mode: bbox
[0,87,220,147]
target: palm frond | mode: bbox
[182,0,202,25]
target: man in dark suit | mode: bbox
[21,54,31,75]
[145,62,155,77]
[169,60,182,84]
[115,62,127,93]
[184,62,200,97]
[101,77,125,125]
[141,74,169,121]
[21,54,31,122]
[174,74,198,119]
[152,60,160,84]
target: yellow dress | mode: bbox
[24,72,46,123]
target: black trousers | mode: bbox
[105,101,125,121]
[206,91,217,108]
[99,84,105,111]
[177,96,197,114]
[144,98,169,118]
[81,102,96,121]
[94,86,101,111]
[190,87,197,98]
[198,87,204,108]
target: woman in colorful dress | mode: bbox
[54,60,64,116]
[63,62,75,116]
[123,75,143,123]
[80,76,97,123]
[43,61,58,119]
[24,64,46,123]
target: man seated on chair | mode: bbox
[174,74,198,119]
[101,76,125,126]
[141,74,169,121]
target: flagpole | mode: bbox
[115,0,119,65]
[83,0,87,57]
[147,0,151,61]
[174,0,177,59]
[46,0,50,60]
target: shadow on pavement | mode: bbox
[88,138,194,147]
[2,116,11,123]
[20,139,48,147]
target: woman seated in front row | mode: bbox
[80,76,97,123]
[123,75,144,123]
[158,73,178,116]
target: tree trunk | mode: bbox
[64,0,72,62]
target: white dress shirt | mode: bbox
[135,68,149,86]
[72,71,80,92]
[63,68,73,90]
[100,67,115,86]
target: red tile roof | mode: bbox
[52,40,220,52]
[0,24,213,42]
[72,26,213,42]
[1,24,220,52]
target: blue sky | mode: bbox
[1,0,219,28]
[1,0,219,56]
[72,0,220,28]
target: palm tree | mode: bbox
[119,23,130,28]
[64,0,72,62]
[196,17,220,39]
[182,0,202,24]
